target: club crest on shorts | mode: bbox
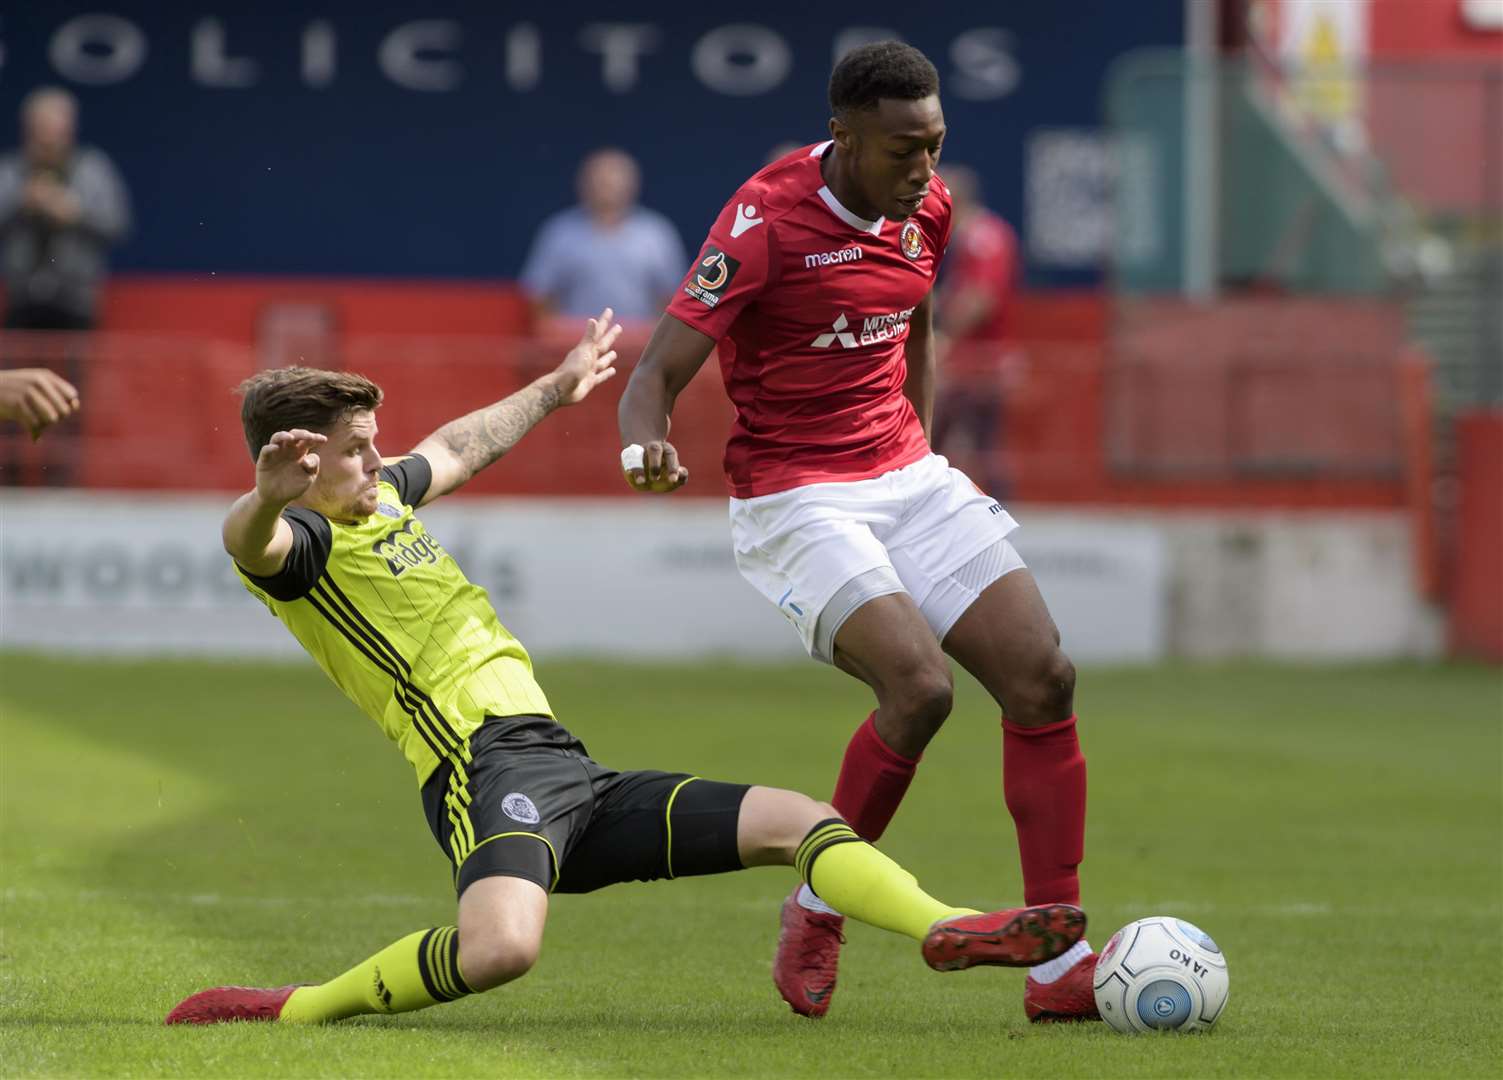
[501,792,541,825]
[900,221,923,261]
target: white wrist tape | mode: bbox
[620,444,646,471]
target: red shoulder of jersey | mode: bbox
[667,144,826,341]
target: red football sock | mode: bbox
[1002,714,1087,907]
[830,712,921,842]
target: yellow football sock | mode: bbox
[797,819,978,941]
[278,926,473,1023]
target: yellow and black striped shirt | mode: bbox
[235,456,554,784]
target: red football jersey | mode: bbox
[667,142,952,498]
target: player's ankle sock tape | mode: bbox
[794,819,862,887]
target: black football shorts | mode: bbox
[421,715,749,897]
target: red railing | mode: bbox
[1,325,1429,511]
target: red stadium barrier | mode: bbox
[1450,409,1503,660]
[1,323,1429,512]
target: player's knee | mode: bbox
[458,929,540,992]
[782,795,842,857]
[1006,648,1076,727]
[890,665,954,742]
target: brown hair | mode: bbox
[236,366,383,460]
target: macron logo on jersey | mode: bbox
[804,246,863,269]
[730,203,763,238]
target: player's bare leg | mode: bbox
[772,593,954,1017]
[454,877,548,992]
[833,593,955,761]
[942,568,1098,1020]
[166,877,546,1024]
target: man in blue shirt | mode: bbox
[520,148,686,322]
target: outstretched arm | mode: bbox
[616,313,716,492]
[411,309,622,504]
[223,429,327,575]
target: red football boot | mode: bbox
[922,904,1086,972]
[1025,951,1102,1022]
[772,887,846,1018]
[164,985,299,1025]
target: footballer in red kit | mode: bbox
[664,140,947,497]
[619,41,1097,1023]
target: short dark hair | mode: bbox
[236,366,383,460]
[829,41,939,121]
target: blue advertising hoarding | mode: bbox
[1,3,1182,283]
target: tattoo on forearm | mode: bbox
[435,379,561,476]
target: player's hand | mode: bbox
[0,368,80,439]
[623,439,689,493]
[255,429,327,505]
[555,307,623,406]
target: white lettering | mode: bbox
[32,22,1029,103]
[804,247,864,268]
[692,24,791,96]
[506,23,541,92]
[950,28,1020,101]
[49,14,147,85]
[379,20,462,92]
[579,23,659,93]
[302,20,336,88]
[812,306,915,349]
[191,18,260,89]
[857,305,916,345]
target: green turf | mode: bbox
[1,653,1499,1078]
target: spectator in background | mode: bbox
[520,148,686,323]
[0,87,128,485]
[932,164,1021,499]
[0,86,130,331]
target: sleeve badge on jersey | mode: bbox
[683,246,741,308]
[900,220,924,261]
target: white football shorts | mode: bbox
[729,453,1026,663]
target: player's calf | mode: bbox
[736,786,840,866]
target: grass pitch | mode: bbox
[1,653,1499,1078]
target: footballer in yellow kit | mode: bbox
[164,308,1085,1027]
